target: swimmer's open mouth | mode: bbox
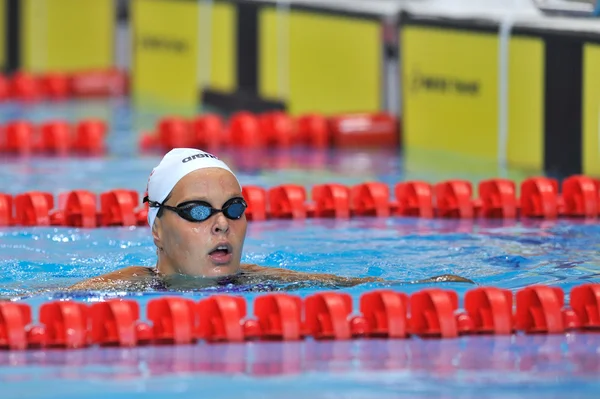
[209,243,232,256]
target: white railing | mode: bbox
[532,0,599,16]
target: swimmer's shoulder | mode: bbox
[68,266,155,291]
[241,263,263,273]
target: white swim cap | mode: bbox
[144,148,239,227]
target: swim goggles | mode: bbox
[144,196,247,223]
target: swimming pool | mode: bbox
[2,99,600,398]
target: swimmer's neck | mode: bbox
[153,263,250,279]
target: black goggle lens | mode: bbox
[178,197,247,222]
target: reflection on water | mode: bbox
[1,334,599,382]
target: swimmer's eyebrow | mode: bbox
[177,194,242,206]
[176,196,210,205]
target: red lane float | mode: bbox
[297,114,329,148]
[268,185,307,219]
[562,175,599,218]
[90,300,141,347]
[479,179,518,219]
[464,287,513,334]
[73,120,107,154]
[434,180,474,219]
[158,117,193,150]
[197,296,248,342]
[255,294,303,340]
[100,190,147,227]
[3,284,599,351]
[60,190,97,228]
[0,303,32,350]
[0,119,106,156]
[0,194,12,226]
[520,177,559,219]
[10,72,39,102]
[230,112,261,149]
[241,186,268,221]
[39,301,89,349]
[14,192,57,226]
[360,290,409,338]
[39,121,71,155]
[352,182,390,217]
[312,184,351,218]
[410,289,460,338]
[570,284,600,330]
[395,181,434,218]
[3,190,148,228]
[192,114,224,149]
[69,68,128,98]
[148,297,196,345]
[329,112,398,148]
[0,75,9,101]
[3,173,600,227]
[259,111,296,147]
[4,121,35,155]
[515,285,580,334]
[1,69,128,102]
[304,292,353,340]
[39,73,70,100]
[140,111,399,152]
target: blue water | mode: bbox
[2,335,600,399]
[1,99,600,398]
[3,218,600,303]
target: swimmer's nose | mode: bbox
[212,213,230,235]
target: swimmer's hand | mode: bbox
[414,274,476,284]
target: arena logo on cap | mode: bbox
[181,153,218,163]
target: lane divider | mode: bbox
[0,69,128,102]
[0,190,147,227]
[2,109,397,156]
[0,119,107,156]
[139,111,400,152]
[1,175,598,227]
[1,284,599,350]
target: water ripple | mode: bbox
[1,218,599,300]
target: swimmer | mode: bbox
[70,148,472,291]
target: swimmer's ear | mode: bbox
[151,218,162,248]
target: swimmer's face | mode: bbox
[152,168,247,277]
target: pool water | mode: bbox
[1,99,600,398]
[2,335,600,399]
[2,218,600,301]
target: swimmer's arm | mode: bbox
[68,266,153,291]
[241,264,474,286]
[241,263,377,286]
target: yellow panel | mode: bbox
[22,0,47,72]
[132,0,199,113]
[402,27,498,160]
[209,2,236,92]
[0,0,6,70]
[583,44,600,176]
[286,11,380,115]
[507,37,544,172]
[23,0,113,73]
[259,7,278,100]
